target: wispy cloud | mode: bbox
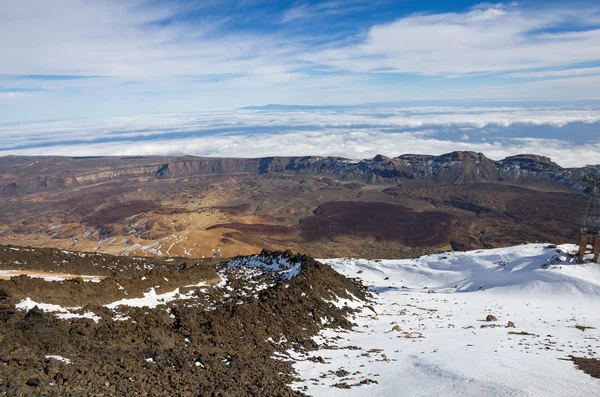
[0,0,299,78]
[2,1,600,122]
[307,3,600,75]
[6,2,600,80]
[282,4,311,23]
[509,67,600,79]
[281,0,373,23]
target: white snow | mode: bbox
[56,311,101,323]
[184,280,209,288]
[15,298,101,323]
[104,287,192,309]
[15,298,70,313]
[45,355,72,364]
[289,244,600,396]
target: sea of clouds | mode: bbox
[1,105,600,167]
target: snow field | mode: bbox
[288,244,600,396]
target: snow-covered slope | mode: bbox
[288,244,600,396]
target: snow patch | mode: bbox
[15,298,71,313]
[15,298,101,323]
[56,311,101,323]
[105,287,192,309]
[45,355,71,364]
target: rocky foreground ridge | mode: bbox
[0,247,370,396]
[1,151,598,196]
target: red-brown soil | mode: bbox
[0,155,590,259]
[300,201,454,247]
[207,223,296,236]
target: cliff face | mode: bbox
[0,152,595,196]
[494,155,575,185]
[155,158,263,178]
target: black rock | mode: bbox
[26,377,41,387]
[24,305,45,323]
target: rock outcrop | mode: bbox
[1,152,597,196]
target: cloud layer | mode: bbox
[2,105,599,167]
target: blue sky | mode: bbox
[1,1,600,164]
[2,0,600,123]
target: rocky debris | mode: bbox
[0,287,15,322]
[486,314,498,322]
[332,382,351,389]
[569,356,600,379]
[574,325,595,332]
[0,253,219,308]
[359,378,379,385]
[0,244,189,276]
[23,305,45,324]
[481,324,501,329]
[331,376,380,390]
[0,250,370,396]
[25,378,41,387]
[333,369,350,378]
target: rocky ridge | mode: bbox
[0,248,371,396]
[1,152,597,196]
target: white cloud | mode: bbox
[2,105,600,150]
[308,4,600,75]
[509,67,600,79]
[5,1,599,82]
[0,0,300,78]
[282,5,311,23]
[281,0,373,23]
[3,125,598,168]
[2,1,600,121]
[0,91,36,103]
[1,106,600,167]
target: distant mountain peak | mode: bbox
[502,154,560,167]
[372,154,391,162]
